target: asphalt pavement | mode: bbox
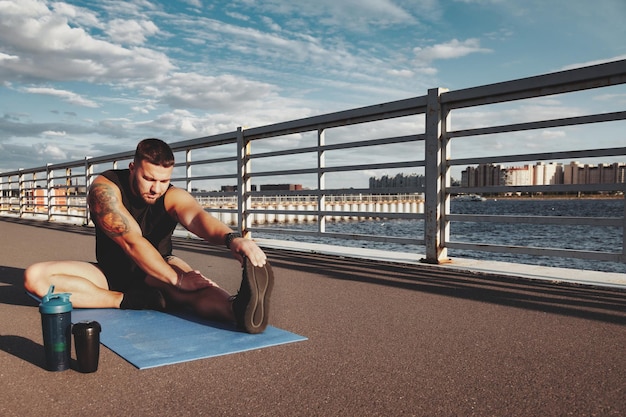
[1,217,625,416]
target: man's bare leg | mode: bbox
[144,256,235,322]
[147,255,275,333]
[23,261,123,308]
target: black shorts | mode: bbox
[92,262,149,292]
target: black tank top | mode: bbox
[94,169,177,280]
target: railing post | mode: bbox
[84,157,93,226]
[622,192,626,263]
[185,149,192,193]
[18,169,25,218]
[424,87,450,263]
[47,164,53,221]
[237,127,251,237]
[0,174,4,214]
[65,167,72,218]
[318,128,326,234]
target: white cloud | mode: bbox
[35,142,67,160]
[225,11,250,21]
[107,19,159,45]
[0,0,173,83]
[131,101,158,114]
[181,0,203,8]
[0,0,49,18]
[0,52,19,62]
[174,13,416,102]
[387,69,414,78]
[52,2,102,29]
[261,16,282,32]
[23,87,99,108]
[138,72,278,112]
[413,38,492,65]
[242,0,417,29]
[42,130,67,136]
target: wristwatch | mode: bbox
[224,232,242,249]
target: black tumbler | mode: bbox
[72,320,102,373]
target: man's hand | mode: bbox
[229,238,267,267]
[176,269,218,292]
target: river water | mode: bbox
[255,198,626,274]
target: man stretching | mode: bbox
[24,138,273,334]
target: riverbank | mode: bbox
[478,194,624,201]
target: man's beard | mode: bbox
[130,175,158,205]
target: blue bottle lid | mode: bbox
[39,285,72,314]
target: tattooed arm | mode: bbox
[88,176,179,286]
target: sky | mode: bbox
[1,0,625,189]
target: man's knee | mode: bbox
[23,262,49,297]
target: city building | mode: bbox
[461,161,626,187]
[260,184,303,191]
[460,164,504,187]
[369,173,426,189]
[503,166,532,186]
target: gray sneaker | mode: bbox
[232,257,274,334]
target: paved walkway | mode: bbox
[1,217,625,416]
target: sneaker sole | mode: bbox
[241,258,274,334]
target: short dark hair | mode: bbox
[134,138,175,167]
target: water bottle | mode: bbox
[39,285,72,371]
[72,320,102,373]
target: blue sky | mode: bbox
[1,0,625,188]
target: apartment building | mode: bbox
[462,161,626,187]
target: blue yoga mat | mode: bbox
[72,308,307,369]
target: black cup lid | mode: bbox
[72,320,102,335]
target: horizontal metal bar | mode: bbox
[442,59,626,109]
[248,187,425,197]
[247,209,424,220]
[243,97,428,140]
[169,131,239,151]
[85,151,135,166]
[171,173,237,182]
[182,156,237,166]
[449,111,626,139]
[448,214,623,227]
[203,207,237,213]
[250,160,425,178]
[194,191,238,198]
[321,161,425,173]
[251,134,424,159]
[246,226,426,246]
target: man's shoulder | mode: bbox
[163,185,198,209]
[93,169,128,186]
[163,185,189,200]
[100,168,129,179]
[90,170,130,197]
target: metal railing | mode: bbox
[1,59,625,266]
